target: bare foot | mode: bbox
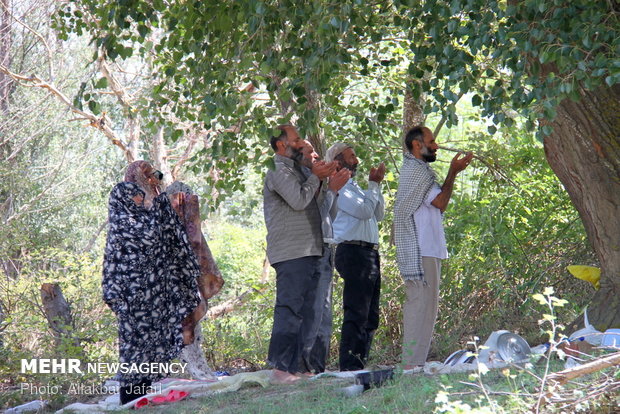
[295,372,314,378]
[270,369,301,385]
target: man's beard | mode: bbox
[421,146,436,162]
[300,156,313,169]
[285,145,304,163]
[341,161,358,177]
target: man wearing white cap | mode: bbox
[326,143,386,371]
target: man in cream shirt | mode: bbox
[327,143,385,371]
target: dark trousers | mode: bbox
[119,379,151,405]
[301,244,334,373]
[335,243,381,371]
[268,255,320,373]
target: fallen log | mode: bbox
[547,351,620,385]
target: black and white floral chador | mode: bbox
[102,181,201,387]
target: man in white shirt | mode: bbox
[327,143,386,371]
[394,126,473,369]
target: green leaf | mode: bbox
[292,85,306,97]
[138,24,148,39]
[88,100,100,115]
[551,298,569,307]
[171,129,183,142]
[94,78,108,89]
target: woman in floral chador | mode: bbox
[102,161,201,404]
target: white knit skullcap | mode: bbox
[325,142,352,163]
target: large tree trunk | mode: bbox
[305,89,325,158]
[543,84,620,331]
[151,126,173,187]
[402,81,426,135]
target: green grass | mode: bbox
[4,356,618,413]
[131,359,618,414]
[138,373,448,414]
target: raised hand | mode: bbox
[132,194,144,206]
[312,160,338,180]
[328,167,351,192]
[450,152,474,174]
[170,192,186,218]
[369,162,386,183]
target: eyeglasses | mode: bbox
[152,170,163,180]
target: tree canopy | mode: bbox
[2,2,617,410]
[52,1,620,329]
[58,0,618,135]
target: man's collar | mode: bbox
[404,152,426,164]
[274,153,295,166]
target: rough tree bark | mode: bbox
[0,300,4,348]
[305,89,325,158]
[151,126,174,188]
[0,0,17,283]
[543,83,620,331]
[402,81,426,136]
[0,0,11,115]
[547,351,620,386]
[40,283,79,348]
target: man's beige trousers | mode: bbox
[402,256,441,366]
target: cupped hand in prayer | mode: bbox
[328,168,351,192]
[312,160,338,180]
[369,162,386,183]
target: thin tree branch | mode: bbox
[433,91,465,138]
[98,53,132,109]
[171,131,199,179]
[0,63,134,161]
[4,142,67,224]
[81,219,108,253]
[1,1,54,80]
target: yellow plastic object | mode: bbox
[567,265,601,289]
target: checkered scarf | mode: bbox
[394,153,437,281]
